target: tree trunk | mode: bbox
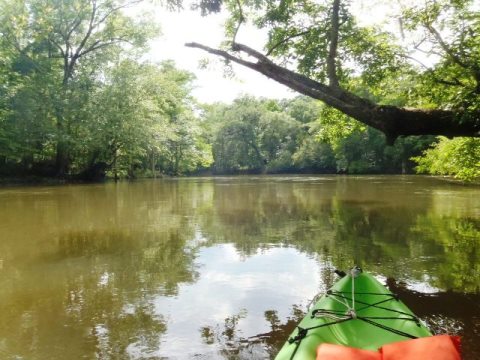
[113,149,118,182]
[174,144,180,175]
[151,153,156,179]
[55,122,70,178]
[54,76,70,177]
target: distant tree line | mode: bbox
[202,96,435,175]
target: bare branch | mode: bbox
[186,42,259,69]
[78,37,130,57]
[413,36,427,50]
[413,45,443,58]
[71,0,98,64]
[400,53,465,86]
[425,23,469,69]
[62,0,144,82]
[399,54,431,70]
[231,43,272,63]
[186,42,374,117]
[49,38,65,58]
[398,17,405,40]
[65,15,85,43]
[266,29,312,56]
[95,0,144,28]
[232,0,245,44]
[78,39,102,57]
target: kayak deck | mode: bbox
[275,269,432,359]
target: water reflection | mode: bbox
[147,245,326,359]
[0,176,479,359]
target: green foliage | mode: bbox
[314,105,365,146]
[213,0,480,115]
[75,59,210,178]
[413,137,480,182]
[204,95,433,175]
[292,136,336,172]
[217,0,409,88]
[192,0,480,167]
[206,96,324,174]
[209,97,268,173]
[281,96,322,124]
[0,0,477,181]
[400,0,480,110]
[0,0,209,179]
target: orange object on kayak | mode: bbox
[381,335,461,360]
[316,343,380,359]
[316,335,461,360]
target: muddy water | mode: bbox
[0,176,479,359]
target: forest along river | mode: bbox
[0,176,479,359]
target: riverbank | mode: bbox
[1,173,479,187]
[0,176,68,187]
[429,175,480,186]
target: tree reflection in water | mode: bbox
[0,177,479,359]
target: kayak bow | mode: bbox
[275,267,432,359]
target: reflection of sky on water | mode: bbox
[139,244,323,359]
[374,275,441,294]
[406,280,441,294]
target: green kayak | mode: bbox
[275,267,432,359]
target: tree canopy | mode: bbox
[186,0,480,142]
[0,0,213,179]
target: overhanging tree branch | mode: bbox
[185,41,480,141]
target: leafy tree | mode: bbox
[413,137,480,182]
[158,112,213,176]
[0,1,214,180]
[0,0,158,176]
[259,111,301,172]
[75,60,209,178]
[291,136,336,172]
[206,96,307,173]
[186,0,480,140]
[385,135,438,174]
[327,127,434,174]
[209,97,268,173]
[213,119,264,173]
[281,96,322,124]
[204,95,433,175]
[333,128,385,173]
[298,98,435,174]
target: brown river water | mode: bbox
[0,175,479,359]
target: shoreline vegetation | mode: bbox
[1,1,478,185]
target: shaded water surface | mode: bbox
[0,176,479,359]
